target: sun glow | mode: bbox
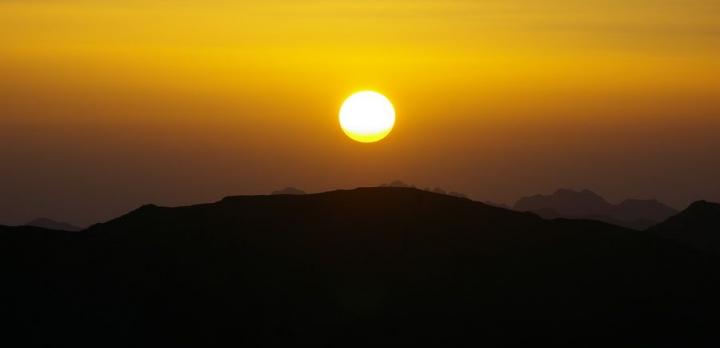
[339,91,396,143]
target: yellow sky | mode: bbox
[1,1,719,225]
[3,1,719,97]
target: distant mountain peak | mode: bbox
[516,189,610,214]
[24,218,82,231]
[515,189,677,230]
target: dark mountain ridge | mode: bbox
[2,187,718,347]
[515,189,678,230]
[271,187,307,195]
[24,217,83,231]
[649,200,720,252]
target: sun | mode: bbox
[339,91,395,143]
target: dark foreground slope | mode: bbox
[2,188,718,347]
[649,200,720,252]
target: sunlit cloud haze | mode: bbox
[1,0,719,225]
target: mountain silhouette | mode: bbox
[483,200,511,209]
[271,187,306,195]
[516,189,610,215]
[649,200,720,252]
[381,179,414,188]
[1,187,718,346]
[614,198,678,225]
[514,189,677,230]
[382,180,469,199]
[24,217,82,231]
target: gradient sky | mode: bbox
[1,0,719,226]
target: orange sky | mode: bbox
[1,1,719,225]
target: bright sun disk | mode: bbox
[339,91,395,143]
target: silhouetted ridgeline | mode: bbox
[382,180,469,199]
[24,217,83,231]
[649,200,720,252]
[271,187,306,195]
[515,189,678,230]
[1,187,719,347]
